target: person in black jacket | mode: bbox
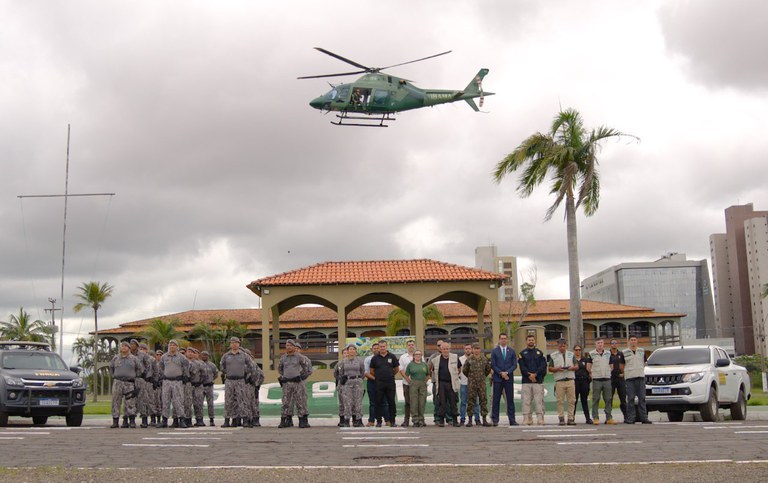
[518,335,547,425]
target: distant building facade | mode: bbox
[710,203,768,355]
[475,246,518,302]
[581,252,715,342]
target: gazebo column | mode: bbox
[490,298,500,348]
[261,305,270,370]
[413,305,425,352]
[271,305,281,370]
[337,310,347,360]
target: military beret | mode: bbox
[130,339,139,345]
[168,339,179,347]
[139,342,149,350]
[230,336,241,343]
[120,341,130,348]
[285,339,299,348]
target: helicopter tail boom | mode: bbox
[460,68,493,111]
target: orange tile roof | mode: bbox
[246,259,507,292]
[98,299,684,336]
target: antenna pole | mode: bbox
[59,124,70,356]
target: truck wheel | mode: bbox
[0,411,8,427]
[667,411,684,422]
[65,408,83,427]
[700,387,719,422]
[32,415,48,425]
[730,389,747,421]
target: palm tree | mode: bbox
[493,108,636,345]
[73,281,114,402]
[0,308,55,346]
[386,304,445,336]
[141,318,184,349]
[762,283,768,299]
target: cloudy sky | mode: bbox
[1,0,766,361]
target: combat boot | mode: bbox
[195,418,205,427]
[171,418,179,428]
[129,416,137,428]
[287,416,294,427]
[244,417,253,428]
[465,419,473,427]
[178,418,188,429]
[160,417,169,428]
[121,416,129,428]
[186,417,193,427]
[233,417,241,427]
[150,415,156,427]
[559,416,566,426]
[209,418,215,427]
[337,416,344,427]
[298,415,310,428]
[340,417,350,428]
[140,416,149,428]
[222,418,231,428]
[353,417,364,427]
[278,416,290,428]
[482,416,492,427]
[110,418,119,429]
[253,417,261,427]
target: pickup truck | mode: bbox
[0,341,86,426]
[644,345,751,422]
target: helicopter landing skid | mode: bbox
[332,112,395,127]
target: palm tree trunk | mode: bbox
[92,309,99,403]
[565,194,584,346]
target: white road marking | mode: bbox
[523,428,597,432]
[342,444,430,448]
[122,443,210,448]
[143,437,222,440]
[0,432,50,435]
[337,431,421,435]
[537,433,617,438]
[155,431,233,435]
[342,436,421,440]
[556,441,643,445]
[0,437,24,440]
[704,425,768,430]
[734,430,768,434]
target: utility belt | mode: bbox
[192,382,203,387]
[346,375,363,380]
[115,377,135,382]
[226,375,244,380]
[556,378,574,382]
[593,377,610,381]
[164,376,184,381]
[625,376,644,381]
[203,383,214,387]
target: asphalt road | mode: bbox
[1,412,767,469]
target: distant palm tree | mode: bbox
[0,308,54,346]
[73,281,114,402]
[141,318,184,349]
[494,108,636,345]
[386,305,445,336]
[762,283,768,299]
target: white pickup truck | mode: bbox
[644,345,751,422]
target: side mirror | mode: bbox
[715,358,730,368]
[69,365,83,374]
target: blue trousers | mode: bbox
[459,384,480,422]
[367,379,388,422]
[491,379,516,423]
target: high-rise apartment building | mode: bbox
[475,246,518,301]
[710,203,768,355]
[581,253,716,341]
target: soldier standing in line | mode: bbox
[463,342,492,427]
[109,341,142,428]
[246,350,265,427]
[220,336,254,428]
[200,350,218,426]
[179,347,194,427]
[519,334,548,426]
[136,342,156,428]
[153,350,164,427]
[338,344,365,427]
[334,347,349,427]
[159,339,190,428]
[187,348,206,427]
[278,339,313,428]
[126,340,146,427]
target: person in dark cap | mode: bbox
[337,344,365,427]
[152,349,164,426]
[200,350,218,426]
[136,342,157,428]
[548,338,578,426]
[109,341,142,428]
[220,336,255,427]
[278,339,313,428]
[159,339,190,428]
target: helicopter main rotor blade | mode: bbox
[314,47,371,71]
[297,70,368,80]
[379,50,452,70]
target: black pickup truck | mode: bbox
[0,341,86,426]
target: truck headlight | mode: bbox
[71,378,84,388]
[682,372,705,383]
[3,375,24,386]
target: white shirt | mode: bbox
[459,354,469,385]
[399,352,414,386]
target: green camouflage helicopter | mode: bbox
[299,48,493,127]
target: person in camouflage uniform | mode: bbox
[243,348,264,427]
[334,347,349,427]
[109,341,142,428]
[278,339,313,428]
[152,350,164,426]
[462,342,492,427]
[337,344,365,427]
[159,339,190,428]
[133,341,156,428]
[187,348,207,426]
[180,347,195,427]
[220,336,254,428]
[200,350,218,426]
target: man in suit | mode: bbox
[490,333,518,426]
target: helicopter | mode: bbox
[299,48,493,127]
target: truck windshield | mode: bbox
[647,348,711,366]
[2,352,69,371]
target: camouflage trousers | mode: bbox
[224,379,249,419]
[153,383,162,415]
[112,380,137,418]
[281,381,308,417]
[337,384,345,416]
[341,379,363,419]
[162,379,185,419]
[192,385,204,419]
[466,380,489,417]
[136,378,153,417]
[183,382,193,419]
[247,383,260,418]
[203,384,215,418]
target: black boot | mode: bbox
[482,416,492,427]
[244,417,253,428]
[129,416,137,428]
[337,415,345,427]
[140,416,148,428]
[195,418,205,427]
[149,415,156,427]
[178,418,188,429]
[160,417,168,428]
[209,417,215,427]
[121,416,129,428]
[466,419,473,427]
[186,418,193,427]
[222,418,231,428]
[288,416,294,427]
[253,417,261,427]
[298,415,310,428]
[171,418,179,428]
[233,417,241,427]
[278,416,290,428]
[110,417,119,428]
[340,417,350,428]
[353,417,364,427]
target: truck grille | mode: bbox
[645,374,684,385]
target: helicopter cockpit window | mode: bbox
[336,86,350,102]
[324,88,338,100]
[372,90,390,105]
